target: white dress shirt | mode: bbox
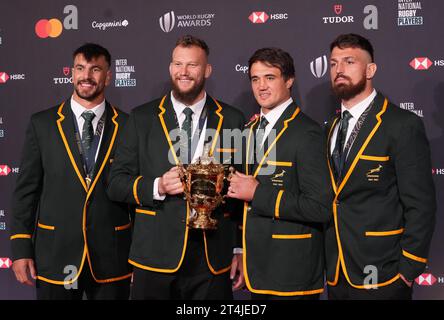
[259,97,293,146]
[70,96,106,162]
[330,89,377,157]
[153,92,208,200]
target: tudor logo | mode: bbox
[249,12,269,24]
[334,4,342,15]
[310,55,328,78]
[0,258,12,268]
[415,273,437,286]
[410,57,432,70]
[63,67,70,76]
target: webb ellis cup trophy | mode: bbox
[178,147,234,230]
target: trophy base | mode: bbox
[187,210,218,230]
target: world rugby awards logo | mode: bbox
[160,11,175,33]
[310,55,328,78]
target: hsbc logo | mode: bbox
[248,11,288,24]
[410,57,432,70]
[249,12,269,24]
[0,71,25,84]
[0,164,18,176]
[0,165,11,176]
[310,55,328,78]
[0,72,9,83]
[416,273,437,286]
[432,168,444,175]
[0,258,12,268]
[410,57,444,70]
[53,67,73,85]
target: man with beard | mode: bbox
[107,35,245,299]
[10,43,132,299]
[325,33,436,299]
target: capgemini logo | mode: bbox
[310,55,328,78]
[159,11,175,33]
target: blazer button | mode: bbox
[335,200,340,206]
[247,206,252,212]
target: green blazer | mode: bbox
[10,99,132,285]
[107,94,245,275]
[325,92,436,288]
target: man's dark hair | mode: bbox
[73,43,111,67]
[248,47,295,81]
[175,35,210,56]
[330,33,374,62]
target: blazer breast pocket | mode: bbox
[265,160,293,187]
[358,154,392,185]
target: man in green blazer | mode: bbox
[10,43,132,299]
[325,33,436,299]
[107,35,245,299]
[228,47,332,299]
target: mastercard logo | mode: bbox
[35,19,63,38]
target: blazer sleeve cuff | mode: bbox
[399,249,428,280]
[251,183,278,218]
[10,236,34,261]
[133,176,155,207]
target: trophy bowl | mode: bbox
[179,152,231,230]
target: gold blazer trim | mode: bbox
[135,208,156,216]
[133,176,143,205]
[365,228,404,236]
[38,222,55,230]
[216,148,237,153]
[267,160,293,167]
[56,102,88,192]
[10,234,32,240]
[115,223,131,231]
[272,233,312,240]
[402,250,427,263]
[360,155,390,161]
[274,190,284,219]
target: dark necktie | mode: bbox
[181,107,194,164]
[81,111,96,173]
[255,116,269,163]
[332,110,352,180]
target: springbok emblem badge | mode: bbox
[366,164,382,182]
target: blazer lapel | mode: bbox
[158,94,181,165]
[245,116,259,175]
[203,95,224,156]
[336,93,388,195]
[252,103,300,177]
[88,102,119,195]
[342,93,385,177]
[326,116,340,191]
[56,99,88,192]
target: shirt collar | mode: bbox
[341,89,376,120]
[70,96,106,121]
[170,91,207,119]
[260,97,293,127]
